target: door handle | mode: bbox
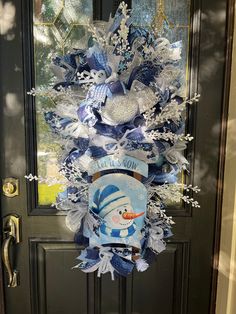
[2,215,21,287]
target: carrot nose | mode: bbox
[122,212,145,220]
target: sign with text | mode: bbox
[88,155,148,177]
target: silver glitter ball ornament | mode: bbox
[101,93,139,126]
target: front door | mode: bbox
[0,0,230,313]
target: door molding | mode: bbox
[28,238,190,314]
[210,0,236,313]
[0,255,5,313]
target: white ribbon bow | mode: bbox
[102,129,134,155]
[147,224,166,254]
[97,248,115,280]
[164,141,188,166]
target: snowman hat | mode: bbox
[92,185,131,219]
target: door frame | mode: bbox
[210,0,235,313]
[0,1,235,313]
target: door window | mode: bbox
[33,0,191,207]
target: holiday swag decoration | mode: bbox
[26,2,200,279]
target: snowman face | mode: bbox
[104,205,134,229]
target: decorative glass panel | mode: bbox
[132,0,190,92]
[33,0,190,205]
[33,0,93,205]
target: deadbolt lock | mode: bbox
[2,178,19,198]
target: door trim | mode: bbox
[210,0,236,313]
[0,256,5,313]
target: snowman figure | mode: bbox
[91,185,144,247]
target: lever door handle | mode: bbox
[2,236,18,287]
[1,215,21,288]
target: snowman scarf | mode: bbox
[100,222,136,238]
